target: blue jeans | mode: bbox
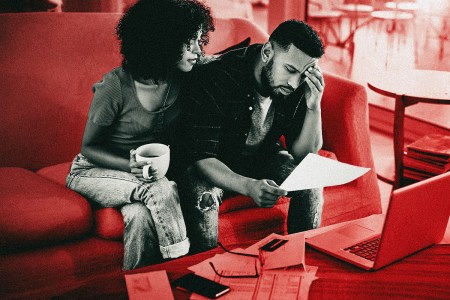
[178,150,323,253]
[66,154,190,270]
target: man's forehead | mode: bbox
[276,43,317,72]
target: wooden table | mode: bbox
[57,239,450,299]
[367,70,450,189]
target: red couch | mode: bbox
[0,13,381,299]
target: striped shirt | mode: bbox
[179,44,308,166]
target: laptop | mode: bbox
[306,171,450,271]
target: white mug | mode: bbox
[135,143,170,179]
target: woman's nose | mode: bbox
[191,42,201,54]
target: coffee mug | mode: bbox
[135,143,170,179]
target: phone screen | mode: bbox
[173,273,230,298]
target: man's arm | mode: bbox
[194,158,287,208]
[289,65,324,163]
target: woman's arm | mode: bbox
[81,120,130,172]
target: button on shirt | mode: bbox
[179,44,308,167]
[243,92,274,155]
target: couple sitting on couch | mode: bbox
[66,0,326,270]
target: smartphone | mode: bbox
[173,273,230,298]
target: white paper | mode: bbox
[188,237,317,300]
[244,233,305,270]
[280,153,370,191]
[125,270,174,300]
[252,266,318,300]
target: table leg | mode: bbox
[393,95,406,189]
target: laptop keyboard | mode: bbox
[344,237,381,261]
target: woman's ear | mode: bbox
[261,42,273,63]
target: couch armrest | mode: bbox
[322,72,374,169]
[321,72,381,206]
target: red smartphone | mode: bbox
[173,273,230,298]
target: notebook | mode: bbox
[306,172,450,270]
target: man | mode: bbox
[178,20,325,253]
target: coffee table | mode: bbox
[56,221,450,299]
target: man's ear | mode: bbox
[261,42,273,63]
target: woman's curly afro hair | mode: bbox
[116,0,214,81]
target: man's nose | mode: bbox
[287,74,301,90]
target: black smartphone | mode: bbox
[173,273,230,298]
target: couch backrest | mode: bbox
[0,13,268,170]
[0,13,122,170]
[204,17,268,53]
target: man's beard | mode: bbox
[260,58,292,101]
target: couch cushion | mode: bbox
[0,237,123,299]
[37,162,72,186]
[94,208,124,240]
[0,167,92,253]
[38,163,124,241]
[220,194,290,215]
[219,203,289,245]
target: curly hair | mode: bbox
[270,20,324,58]
[116,0,214,81]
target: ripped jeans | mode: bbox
[66,154,190,270]
[178,150,323,253]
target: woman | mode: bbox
[66,0,214,270]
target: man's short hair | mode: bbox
[269,20,324,58]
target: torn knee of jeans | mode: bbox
[195,192,219,212]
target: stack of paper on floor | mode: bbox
[403,134,450,181]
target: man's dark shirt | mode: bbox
[179,44,308,168]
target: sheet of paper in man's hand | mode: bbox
[280,153,370,191]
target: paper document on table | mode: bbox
[188,249,257,279]
[188,235,317,300]
[246,233,305,270]
[189,266,318,300]
[188,250,259,300]
[439,217,450,244]
[280,153,370,191]
[125,270,174,300]
[253,265,318,300]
